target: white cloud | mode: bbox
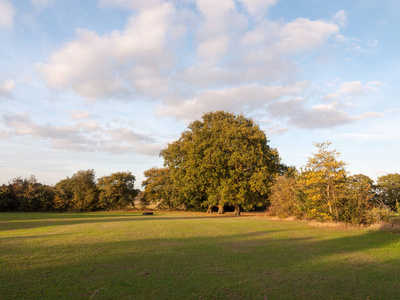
[324,80,385,101]
[332,10,347,28]
[276,18,339,55]
[37,0,377,134]
[68,110,90,120]
[353,111,384,120]
[2,114,162,156]
[157,82,309,122]
[0,0,15,30]
[38,0,343,110]
[267,98,383,129]
[0,80,14,99]
[266,126,289,136]
[329,81,365,98]
[156,9,340,121]
[195,0,248,65]
[197,35,231,64]
[335,34,349,43]
[77,120,100,131]
[238,0,277,19]
[38,2,176,100]
[241,17,339,57]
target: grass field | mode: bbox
[1,212,400,299]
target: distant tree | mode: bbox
[0,184,12,211]
[70,170,99,211]
[270,143,379,223]
[160,111,282,215]
[54,170,99,211]
[376,173,400,211]
[269,174,304,219]
[97,172,138,210]
[142,167,175,210]
[7,176,55,212]
[340,174,376,223]
[298,142,347,221]
[54,178,74,211]
[39,185,56,211]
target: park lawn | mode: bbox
[0,212,400,299]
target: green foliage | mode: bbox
[7,176,55,212]
[53,178,74,211]
[2,170,140,212]
[340,174,375,223]
[54,170,99,211]
[269,175,304,218]
[270,142,381,224]
[376,173,400,210]
[0,184,12,211]
[97,172,138,210]
[142,167,176,210]
[299,142,347,221]
[160,111,282,214]
[364,207,394,224]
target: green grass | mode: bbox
[1,212,400,299]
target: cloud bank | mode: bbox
[4,0,379,156]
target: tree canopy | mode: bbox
[97,172,138,210]
[54,169,99,211]
[269,142,383,224]
[142,167,175,210]
[159,111,282,215]
[299,142,347,220]
[377,173,400,210]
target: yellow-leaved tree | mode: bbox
[299,142,347,221]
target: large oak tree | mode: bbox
[160,111,282,215]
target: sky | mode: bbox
[1,0,399,188]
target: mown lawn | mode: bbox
[0,212,399,299]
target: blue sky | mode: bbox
[1,0,399,188]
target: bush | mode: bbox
[364,207,398,225]
[269,175,304,219]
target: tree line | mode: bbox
[1,111,399,225]
[0,171,140,212]
[141,111,400,224]
[269,142,400,224]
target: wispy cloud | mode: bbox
[324,80,385,101]
[2,113,162,156]
[267,98,383,129]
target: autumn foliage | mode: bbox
[1,112,400,224]
[269,142,392,224]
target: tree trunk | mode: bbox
[206,204,213,213]
[327,184,333,215]
[233,204,240,216]
[218,205,225,214]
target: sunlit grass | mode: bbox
[1,212,399,299]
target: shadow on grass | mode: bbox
[0,212,235,232]
[1,217,400,299]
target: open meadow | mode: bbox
[1,212,400,299]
